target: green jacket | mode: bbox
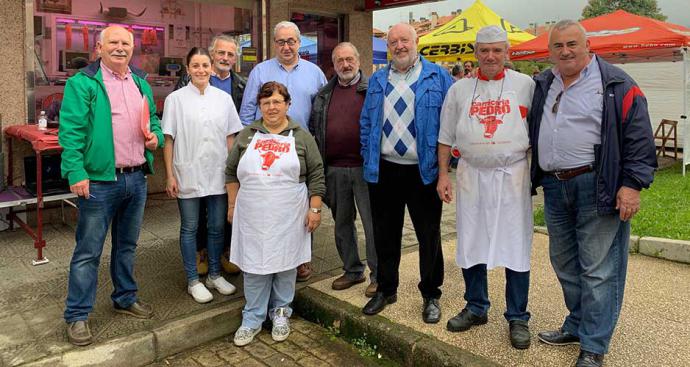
[58,59,164,185]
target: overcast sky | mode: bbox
[372,0,690,31]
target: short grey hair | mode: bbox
[274,21,300,39]
[98,27,134,44]
[548,19,587,44]
[209,34,239,53]
[331,42,360,63]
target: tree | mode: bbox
[582,0,667,21]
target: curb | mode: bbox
[21,299,245,367]
[534,226,690,264]
[293,287,499,367]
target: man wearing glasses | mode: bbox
[239,21,326,281]
[529,20,656,367]
[436,25,535,350]
[239,21,327,131]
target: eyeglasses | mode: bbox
[552,91,563,114]
[260,99,286,108]
[274,38,297,47]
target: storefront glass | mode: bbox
[30,0,262,122]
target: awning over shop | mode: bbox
[417,0,534,62]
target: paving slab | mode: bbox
[145,317,382,367]
[308,234,690,367]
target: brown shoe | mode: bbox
[221,249,241,274]
[114,301,153,319]
[67,320,93,346]
[296,263,312,282]
[331,274,366,290]
[197,249,209,276]
[365,282,378,298]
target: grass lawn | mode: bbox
[533,161,690,241]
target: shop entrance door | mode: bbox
[290,12,343,79]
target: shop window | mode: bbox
[290,12,343,79]
[30,0,262,122]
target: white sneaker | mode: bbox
[233,326,260,346]
[187,282,213,303]
[205,276,237,295]
[271,308,291,342]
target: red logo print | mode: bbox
[479,115,503,139]
[255,139,290,171]
[470,99,511,139]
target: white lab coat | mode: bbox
[439,69,535,272]
[161,84,243,198]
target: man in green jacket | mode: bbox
[59,26,164,346]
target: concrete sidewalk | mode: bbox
[1,170,689,366]
[307,234,690,367]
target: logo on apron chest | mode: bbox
[254,138,291,171]
[470,99,511,139]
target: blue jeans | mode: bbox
[241,269,297,329]
[64,171,147,323]
[177,194,227,281]
[542,171,630,355]
[462,264,530,322]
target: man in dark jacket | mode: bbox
[528,20,656,367]
[308,42,377,298]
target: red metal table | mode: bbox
[2,125,76,265]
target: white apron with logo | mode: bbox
[230,130,310,274]
[454,82,533,272]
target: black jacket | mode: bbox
[173,70,246,112]
[308,72,369,168]
[529,56,657,214]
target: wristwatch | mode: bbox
[309,207,322,214]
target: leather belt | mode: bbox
[115,164,145,174]
[545,165,593,181]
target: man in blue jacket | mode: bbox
[360,22,454,323]
[528,20,656,367]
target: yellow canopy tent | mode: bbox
[418,0,535,62]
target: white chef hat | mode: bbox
[476,25,507,43]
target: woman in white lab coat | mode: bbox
[162,47,243,304]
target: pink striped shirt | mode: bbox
[100,62,146,168]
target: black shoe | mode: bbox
[422,298,441,324]
[362,292,397,315]
[537,328,580,346]
[446,309,488,332]
[509,320,531,349]
[576,350,604,367]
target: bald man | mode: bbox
[59,26,164,346]
[360,23,454,322]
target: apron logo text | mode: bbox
[255,138,291,171]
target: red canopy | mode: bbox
[511,10,690,63]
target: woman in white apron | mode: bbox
[162,47,243,304]
[225,82,325,346]
[436,26,536,349]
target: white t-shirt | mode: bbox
[438,69,535,158]
[162,84,243,198]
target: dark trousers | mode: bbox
[196,200,231,252]
[462,264,531,322]
[368,160,444,299]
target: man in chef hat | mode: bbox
[437,25,536,349]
